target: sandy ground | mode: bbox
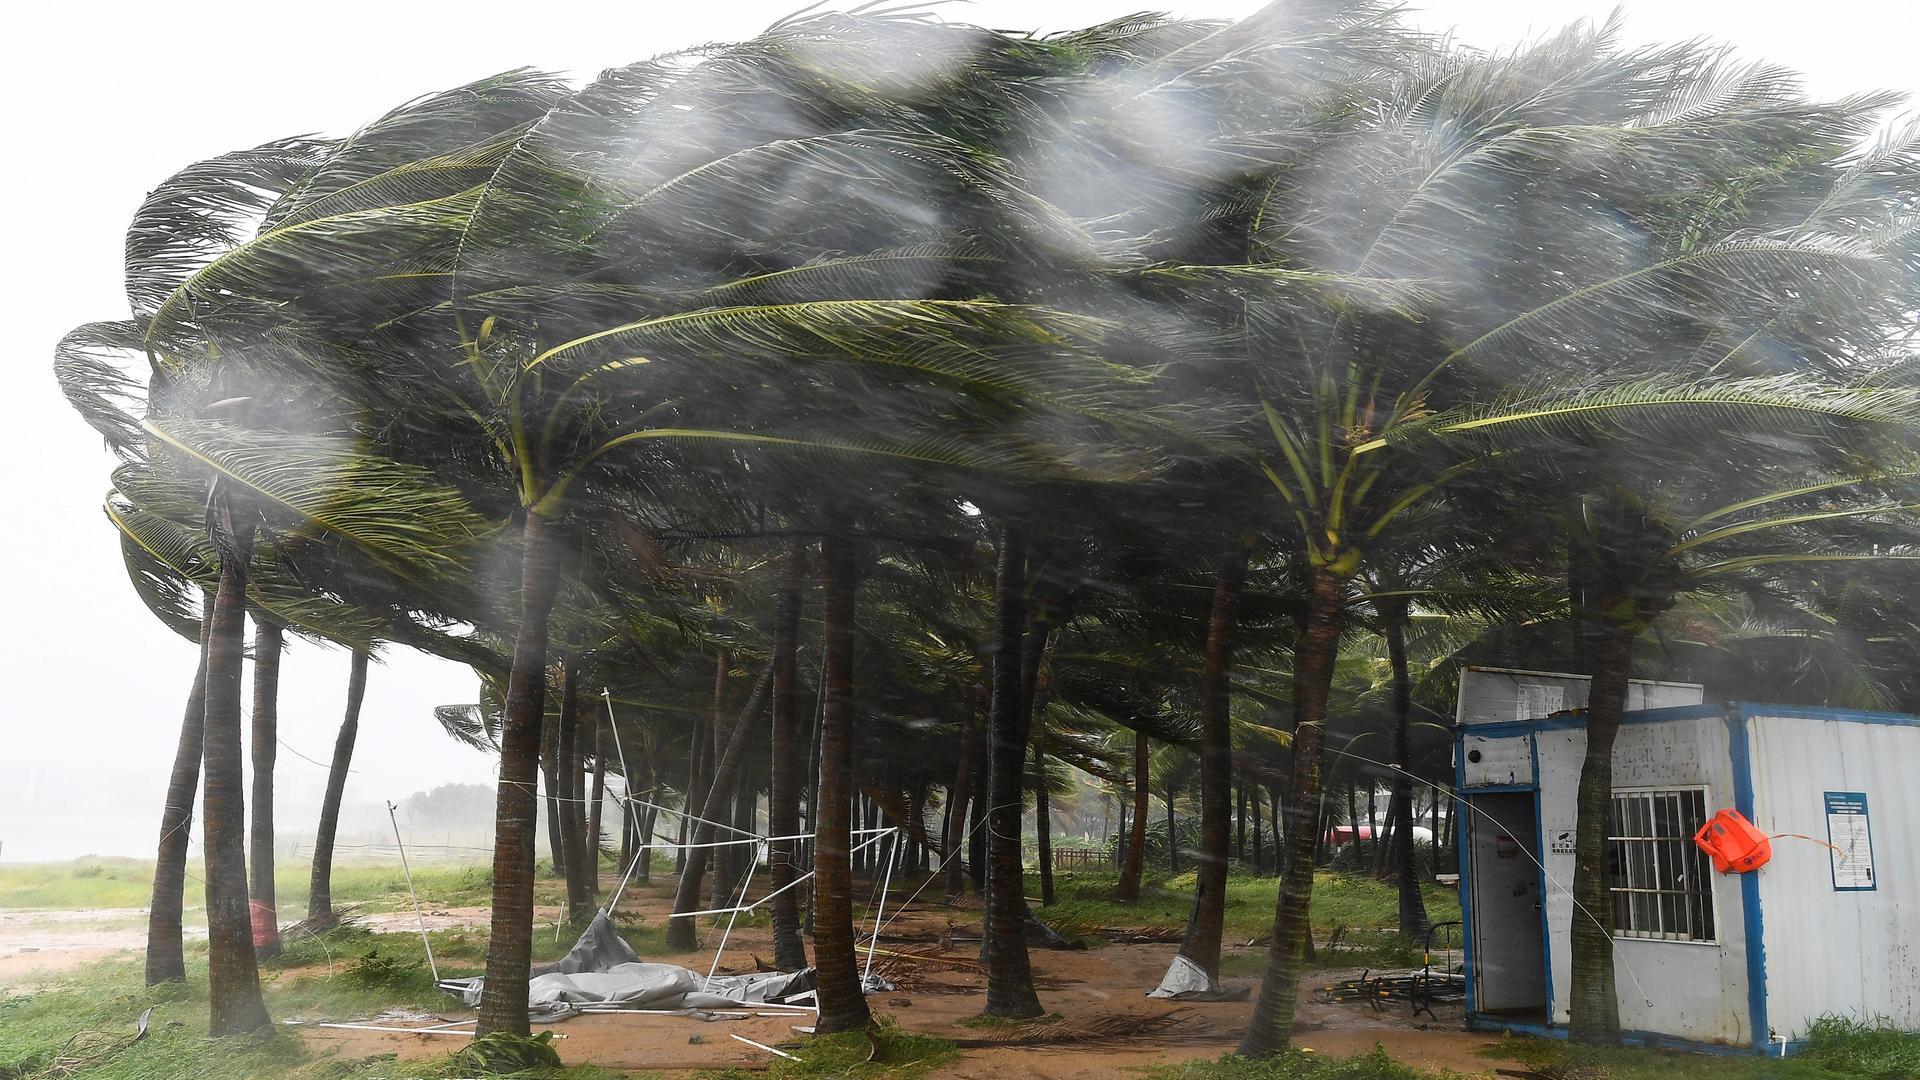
[281,875,1507,1077]
[6,877,1502,1074]
[0,907,180,982]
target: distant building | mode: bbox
[1454,667,1916,1054]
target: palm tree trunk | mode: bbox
[201,513,270,1035]
[1568,621,1636,1044]
[477,510,564,1037]
[1114,732,1150,901]
[559,663,595,927]
[147,598,212,985]
[667,662,773,950]
[1032,742,1053,905]
[308,649,368,921]
[812,516,872,1034]
[769,544,808,970]
[1241,566,1344,1057]
[248,622,284,959]
[966,715,989,896]
[1166,781,1177,873]
[638,805,657,883]
[1251,782,1264,875]
[983,524,1044,1018]
[1175,553,1244,980]
[543,725,565,878]
[1031,632,1058,907]
[589,725,606,877]
[943,687,977,901]
[1386,607,1429,938]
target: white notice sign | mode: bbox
[1824,791,1875,892]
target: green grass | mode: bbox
[1477,1018,1920,1079]
[1038,868,1459,963]
[1149,1046,1444,1079]
[705,1017,956,1080]
[0,858,575,917]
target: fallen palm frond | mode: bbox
[954,1007,1211,1047]
[38,1008,151,1077]
[854,944,986,973]
[1098,925,1183,943]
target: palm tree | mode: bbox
[248,619,284,959]
[309,648,370,922]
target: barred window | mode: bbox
[1607,788,1716,942]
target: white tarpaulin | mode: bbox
[441,913,815,1021]
[1146,953,1250,1001]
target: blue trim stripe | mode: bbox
[1726,705,1768,1051]
[1464,700,1920,743]
[1466,1015,1774,1057]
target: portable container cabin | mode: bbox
[1454,667,1918,1053]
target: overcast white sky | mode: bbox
[1,0,1914,863]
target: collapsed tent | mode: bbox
[441,913,816,1022]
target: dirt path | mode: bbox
[293,876,1506,1077]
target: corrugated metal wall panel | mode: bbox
[1748,712,1920,1043]
[1458,668,1702,727]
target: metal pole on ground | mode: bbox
[386,800,439,983]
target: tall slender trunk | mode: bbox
[1237,786,1247,864]
[638,806,658,883]
[710,680,737,909]
[983,524,1043,1018]
[942,688,978,901]
[1251,782,1264,875]
[248,622,283,960]
[587,722,602,857]
[1166,782,1178,873]
[201,512,269,1035]
[309,649,368,920]
[769,542,808,971]
[543,721,565,877]
[559,664,595,927]
[477,511,564,1037]
[1386,606,1429,938]
[812,516,872,1033]
[1032,743,1053,905]
[1114,732,1150,901]
[1175,553,1244,980]
[667,663,773,950]
[589,724,606,873]
[1241,566,1344,1057]
[678,715,706,875]
[1569,622,1637,1044]
[1031,633,1058,907]
[147,598,212,985]
[966,712,989,895]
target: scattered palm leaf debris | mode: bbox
[40,1008,151,1077]
[953,1008,1210,1047]
[1099,925,1183,943]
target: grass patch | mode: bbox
[1039,869,1459,957]
[0,859,572,916]
[707,1017,956,1080]
[1149,1046,1441,1079]
[1477,1018,1920,1079]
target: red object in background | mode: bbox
[249,898,279,948]
[1324,825,1377,846]
[1695,808,1773,873]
